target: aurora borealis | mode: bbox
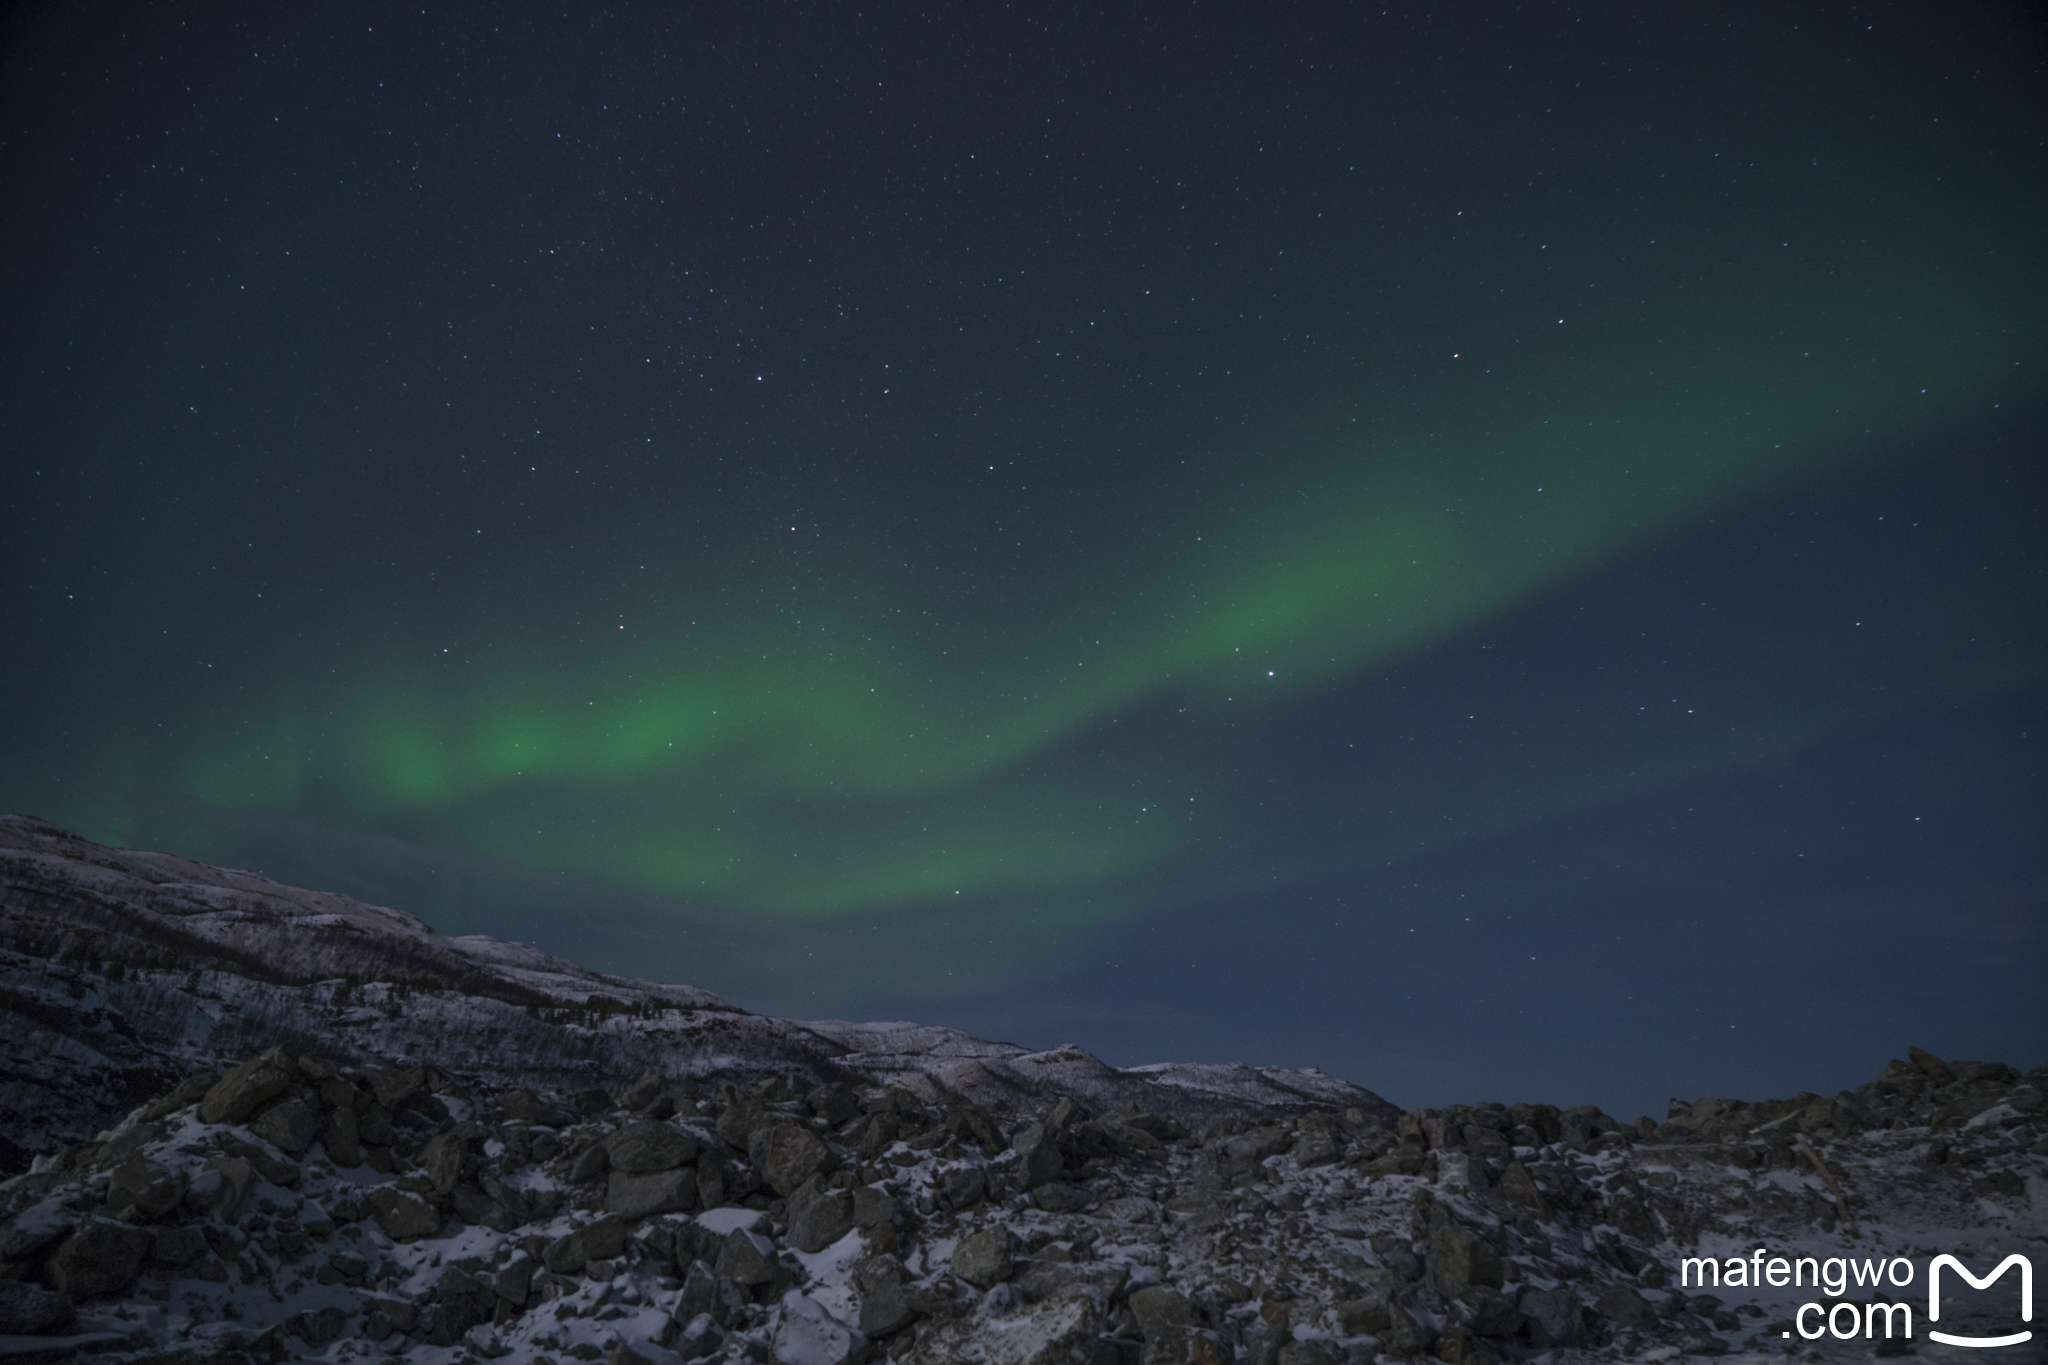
[4,3,2043,1115]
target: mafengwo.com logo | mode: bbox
[1681,1249,2033,1347]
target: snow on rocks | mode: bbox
[3,820,2047,1363]
[0,1034,2037,1364]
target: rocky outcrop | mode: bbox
[0,815,1398,1156]
[0,1032,2038,1362]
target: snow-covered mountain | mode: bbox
[0,814,1396,1161]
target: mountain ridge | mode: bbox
[0,814,1399,1161]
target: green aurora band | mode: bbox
[62,206,2048,920]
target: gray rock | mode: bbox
[772,1292,858,1365]
[608,1120,701,1174]
[1459,1286,1520,1339]
[713,1227,779,1286]
[452,1181,519,1232]
[1128,1284,1196,1342]
[365,1188,442,1242]
[418,1128,469,1196]
[950,1224,1018,1289]
[199,1051,295,1125]
[0,1280,74,1335]
[715,1092,773,1149]
[48,1218,150,1299]
[786,1175,856,1253]
[675,1310,726,1360]
[288,1305,349,1346]
[250,1098,317,1154]
[1594,1283,1660,1331]
[855,1255,915,1335]
[908,1286,1101,1365]
[608,1168,697,1220]
[545,1214,629,1273]
[852,1183,897,1227]
[1496,1161,1548,1217]
[938,1164,987,1209]
[321,1107,362,1166]
[0,1197,72,1261]
[696,1156,726,1210]
[1427,1224,1503,1290]
[1336,1292,1391,1335]
[495,1089,573,1125]
[676,1259,720,1320]
[1011,1122,1064,1190]
[107,1158,186,1221]
[1029,1181,1090,1213]
[1518,1286,1585,1347]
[148,1224,209,1265]
[570,1143,610,1184]
[755,1122,832,1197]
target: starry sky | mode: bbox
[4,3,2044,1120]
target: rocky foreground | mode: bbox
[0,1041,2042,1365]
[1,817,2044,1365]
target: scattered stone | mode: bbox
[199,1051,296,1125]
[608,1119,700,1174]
[365,1188,441,1241]
[0,1280,74,1335]
[772,1290,859,1365]
[713,1227,779,1286]
[48,1218,151,1299]
[607,1167,696,1220]
[250,1096,318,1153]
[756,1122,832,1197]
[786,1175,856,1253]
[951,1224,1018,1289]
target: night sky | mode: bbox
[4,3,2043,1121]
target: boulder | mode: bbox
[418,1129,469,1197]
[854,1255,914,1335]
[786,1176,856,1253]
[48,1219,151,1299]
[569,1142,611,1183]
[1518,1286,1585,1347]
[321,1107,362,1166]
[755,1123,832,1197]
[1427,1224,1503,1290]
[250,1098,317,1154]
[149,1224,209,1265]
[608,1168,697,1220]
[608,1120,701,1174]
[545,1215,629,1273]
[1010,1122,1064,1190]
[951,1225,1018,1289]
[365,1188,441,1242]
[714,1227,780,1286]
[852,1184,897,1227]
[1336,1292,1391,1335]
[1496,1161,1549,1217]
[938,1164,987,1209]
[1029,1181,1090,1213]
[0,1280,74,1335]
[0,1197,72,1262]
[716,1092,773,1149]
[499,1090,575,1127]
[106,1158,186,1222]
[199,1051,297,1125]
[1128,1284,1196,1342]
[1594,1283,1660,1331]
[772,1291,860,1365]
[908,1285,1101,1365]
